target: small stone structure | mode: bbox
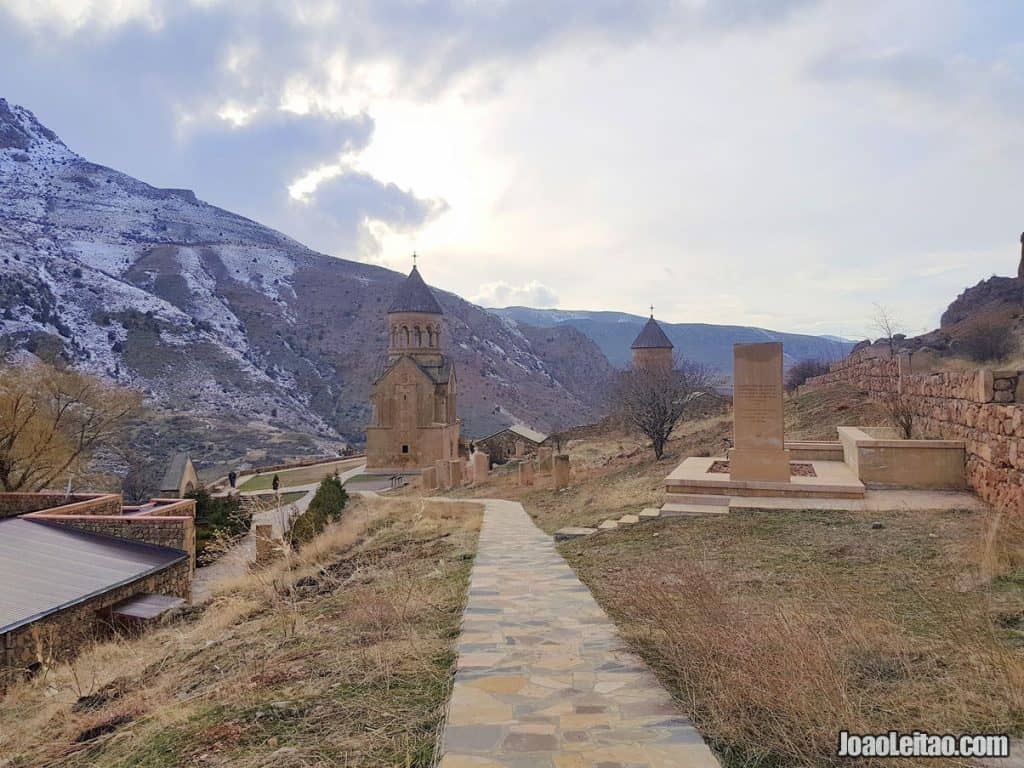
[447,459,462,488]
[159,453,198,498]
[537,446,553,473]
[518,460,535,486]
[472,451,489,485]
[838,426,965,489]
[553,454,570,490]
[435,458,450,490]
[474,424,549,464]
[730,342,791,482]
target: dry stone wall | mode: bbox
[0,493,121,519]
[801,350,1024,513]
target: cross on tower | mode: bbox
[650,304,655,318]
[412,251,417,266]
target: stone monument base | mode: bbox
[730,448,792,483]
[665,456,865,503]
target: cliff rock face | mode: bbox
[0,99,606,469]
[941,276,1022,327]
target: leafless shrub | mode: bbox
[958,316,1017,363]
[612,356,722,460]
[879,391,914,439]
[785,358,831,391]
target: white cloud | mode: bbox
[0,0,162,33]
[473,281,560,309]
[2,0,1023,337]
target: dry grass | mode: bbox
[238,457,365,491]
[440,414,732,533]
[562,508,1024,766]
[0,496,482,768]
[444,386,1024,767]
[784,384,890,441]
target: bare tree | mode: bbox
[0,360,141,491]
[120,453,163,504]
[613,356,721,460]
[871,304,903,358]
[879,390,914,439]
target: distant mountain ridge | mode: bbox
[489,307,853,372]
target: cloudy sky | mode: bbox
[2,0,1022,337]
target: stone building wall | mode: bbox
[800,350,1024,513]
[475,431,541,463]
[1,559,190,686]
[0,493,121,519]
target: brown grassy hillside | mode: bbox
[0,497,482,768]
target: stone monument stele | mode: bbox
[729,342,791,483]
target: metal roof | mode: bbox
[0,518,187,634]
[478,423,549,444]
[630,316,674,349]
[388,265,444,315]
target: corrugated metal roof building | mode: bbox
[0,494,193,688]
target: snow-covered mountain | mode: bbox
[0,99,609,472]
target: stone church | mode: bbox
[365,263,460,471]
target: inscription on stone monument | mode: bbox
[730,342,791,482]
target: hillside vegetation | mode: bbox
[0,496,482,768]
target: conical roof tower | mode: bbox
[630,309,674,369]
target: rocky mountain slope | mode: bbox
[489,307,852,372]
[0,99,606,471]
[940,275,1022,327]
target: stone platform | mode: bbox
[665,456,866,500]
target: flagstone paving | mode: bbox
[439,498,720,768]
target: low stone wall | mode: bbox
[249,454,365,475]
[1,559,189,686]
[801,350,1024,512]
[0,493,121,519]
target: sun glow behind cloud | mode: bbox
[2,0,1023,336]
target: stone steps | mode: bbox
[553,500,729,542]
[661,502,729,516]
[664,492,732,506]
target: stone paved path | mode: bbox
[439,499,720,768]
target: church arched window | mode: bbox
[402,326,410,346]
[414,326,422,347]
